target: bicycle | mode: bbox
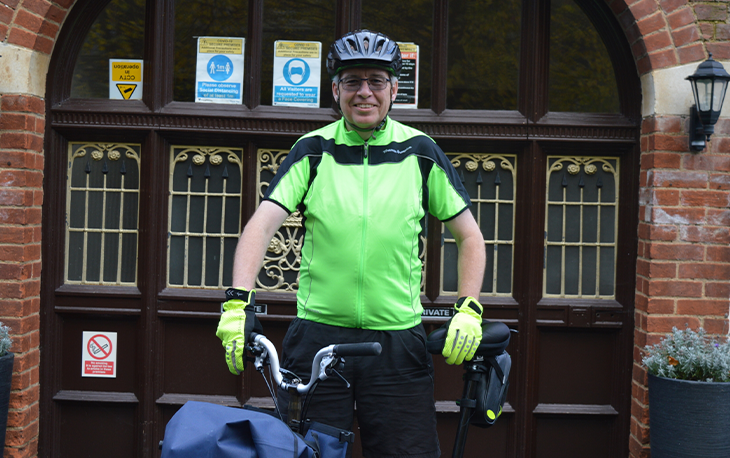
[160,332,382,458]
[161,321,510,458]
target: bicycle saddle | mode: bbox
[426,320,511,357]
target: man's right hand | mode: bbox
[216,288,256,375]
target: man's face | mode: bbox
[332,67,398,133]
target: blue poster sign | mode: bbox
[195,37,245,104]
[273,41,321,108]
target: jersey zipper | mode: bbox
[356,141,369,328]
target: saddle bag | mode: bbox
[426,319,512,428]
[466,351,511,428]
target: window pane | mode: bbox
[168,146,244,288]
[447,0,521,110]
[173,0,249,102]
[261,0,336,107]
[66,143,141,285]
[442,154,517,296]
[549,0,619,112]
[362,0,433,109]
[70,0,145,99]
[543,157,619,298]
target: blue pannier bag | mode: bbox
[161,401,316,458]
[161,401,354,458]
[303,421,354,458]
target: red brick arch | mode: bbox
[1,0,726,74]
[0,0,72,53]
[607,0,730,73]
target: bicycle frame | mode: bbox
[247,332,381,433]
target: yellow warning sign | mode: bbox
[275,41,320,59]
[199,37,243,54]
[111,61,142,81]
[116,84,137,100]
[109,59,143,100]
[399,43,418,53]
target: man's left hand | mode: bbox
[442,296,483,365]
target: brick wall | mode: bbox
[631,116,730,458]
[0,94,46,458]
[608,0,730,455]
[1,0,72,456]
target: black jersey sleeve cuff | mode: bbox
[440,204,471,223]
[263,198,293,215]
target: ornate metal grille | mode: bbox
[65,143,141,285]
[544,157,619,298]
[256,149,302,292]
[167,146,243,289]
[442,153,517,296]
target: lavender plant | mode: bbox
[643,327,730,383]
[0,323,11,357]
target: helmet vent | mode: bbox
[375,39,384,53]
[327,30,402,78]
[346,38,357,53]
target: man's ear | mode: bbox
[391,79,399,102]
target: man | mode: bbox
[217,30,486,458]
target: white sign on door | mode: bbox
[394,43,418,108]
[82,331,118,378]
[273,41,321,108]
[195,37,245,104]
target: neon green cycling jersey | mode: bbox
[264,117,470,330]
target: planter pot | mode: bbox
[0,352,14,448]
[648,373,730,458]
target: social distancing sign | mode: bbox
[394,43,418,108]
[82,331,117,378]
[109,59,143,100]
[273,41,321,108]
[195,37,245,104]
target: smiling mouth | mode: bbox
[355,104,376,109]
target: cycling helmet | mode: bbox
[327,30,402,79]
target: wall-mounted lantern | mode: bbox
[686,53,730,152]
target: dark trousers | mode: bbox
[277,318,441,458]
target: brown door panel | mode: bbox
[58,402,138,458]
[58,314,139,395]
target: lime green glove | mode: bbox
[216,288,256,375]
[442,296,483,365]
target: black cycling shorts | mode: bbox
[277,318,441,458]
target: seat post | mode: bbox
[453,356,484,457]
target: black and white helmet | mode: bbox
[327,30,402,79]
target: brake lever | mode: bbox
[324,357,350,388]
[246,343,269,372]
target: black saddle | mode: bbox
[426,319,511,357]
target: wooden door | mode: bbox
[41,0,640,456]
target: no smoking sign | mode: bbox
[82,331,117,378]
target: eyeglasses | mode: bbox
[339,76,391,92]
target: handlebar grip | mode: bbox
[248,332,261,344]
[333,342,382,357]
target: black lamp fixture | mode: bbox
[686,53,730,152]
